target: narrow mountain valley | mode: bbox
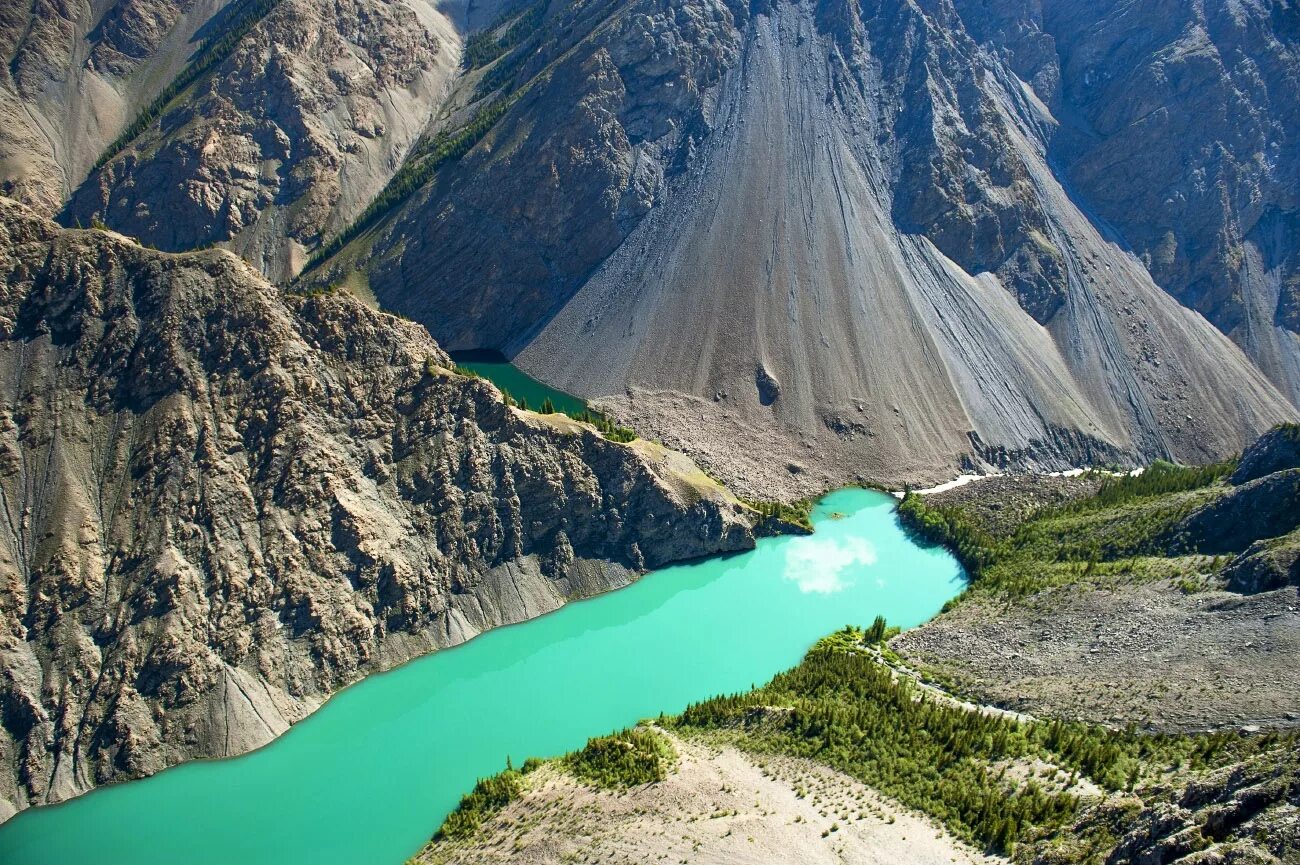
[412,425,1300,865]
[0,1,1298,863]
[0,198,751,819]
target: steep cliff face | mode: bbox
[318,0,1296,495]
[0,197,753,820]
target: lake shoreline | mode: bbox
[0,490,965,865]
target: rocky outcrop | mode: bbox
[0,197,753,820]
[1232,423,1300,484]
[1223,531,1300,594]
[63,0,465,280]
[350,0,746,348]
[1043,745,1300,865]
[1175,469,1300,555]
[1038,0,1300,406]
[0,0,229,212]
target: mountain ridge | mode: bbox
[0,196,752,819]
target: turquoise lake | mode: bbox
[0,488,965,865]
[450,350,589,416]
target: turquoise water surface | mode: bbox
[1,488,964,865]
[450,350,589,416]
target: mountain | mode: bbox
[1,0,490,279]
[4,0,1298,495]
[0,197,752,819]
[306,0,1299,494]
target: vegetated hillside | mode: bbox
[307,0,1298,495]
[892,426,1300,730]
[0,197,753,820]
[410,629,1300,865]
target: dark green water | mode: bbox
[0,489,964,865]
[451,350,588,416]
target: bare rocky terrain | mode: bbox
[1,0,491,279]
[894,581,1300,732]
[0,0,222,211]
[3,0,1297,495]
[62,0,470,281]
[0,197,753,820]
[315,0,1298,493]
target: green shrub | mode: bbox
[1050,460,1236,515]
[675,642,1074,853]
[741,498,814,532]
[897,457,1240,601]
[564,728,674,789]
[461,3,545,71]
[433,769,523,840]
[452,364,481,380]
[1273,421,1300,443]
[896,492,1000,578]
[567,407,637,443]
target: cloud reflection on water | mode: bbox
[782,535,878,594]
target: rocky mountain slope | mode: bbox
[307,0,1299,494]
[2,0,480,281]
[61,0,469,281]
[1031,0,1300,406]
[3,0,1298,493]
[0,0,233,211]
[0,197,753,820]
